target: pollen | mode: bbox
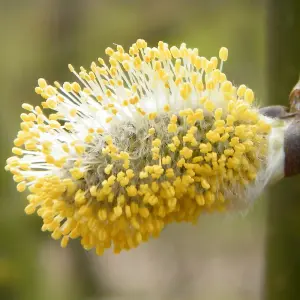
[5,39,275,255]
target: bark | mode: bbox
[264,0,300,299]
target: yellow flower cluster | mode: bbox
[5,39,271,254]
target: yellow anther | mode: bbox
[224,148,234,156]
[98,209,107,221]
[227,156,240,169]
[20,113,30,122]
[133,57,142,70]
[62,82,72,92]
[122,61,130,71]
[164,104,170,112]
[12,147,23,156]
[105,47,114,56]
[206,130,220,143]
[83,87,92,95]
[214,120,225,128]
[109,57,118,67]
[13,174,24,183]
[122,205,131,219]
[192,156,203,163]
[126,169,135,179]
[139,207,149,218]
[116,44,125,54]
[35,87,43,94]
[214,108,223,120]
[199,96,207,105]
[179,108,193,117]
[45,85,56,97]
[152,138,161,147]
[204,191,215,204]
[257,120,271,133]
[70,168,84,180]
[237,84,247,97]
[221,80,233,93]
[211,70,221,83]
[72,82,81,93]
[139,171,148,179]
[219,47,228,61]
[49,120,60,129]
[210,57,218,69]
[162,156,171,165]
[89,186,97,197]
[199,143,212,153]
[196,194,205,206]
[179,43,188,57]
[106,117,113,123]
[84,134,94,143]
[229,136,240,147]
[60,236,69,248]
[120,151,129,160]
[17,182,26,192]
[24,204,36,215]
[154,61,162,71]
[220,132,230,142]
[177,158,185,168]
[165,168,175,178]
[13,138,24,147]
[199,56,207,69]
[114,206,123,217]
[168,123,177,133]
[148,112,157,120]
[180,82,192,100]
[180,147,193,159]
[226,114,235,126]
[244,88,254,103]
[219,72,227,82]
[169,115,177,124]
[200,178,210,190]
[168,143,176,152]
[148,128,155,135]
[126,185,137,197]
[206,79,215,90]
[104,164,113,175]
[25,142,37,151]
[22,103,33,111]
[205,61,214,73]
[234,143,246,153]
[38,78,47,88]
[64,123,73,131]
[204,99,215,112]
[170,46,180,58]
[75,190,86,205]
[96,128,104,134]
[191,55,201,70]
[108,174,116,185]
[68,64,75,72]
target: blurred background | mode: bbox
[0,0,296,299]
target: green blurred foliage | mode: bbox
[0,1,267,299]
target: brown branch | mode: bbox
[264,0,300,299]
